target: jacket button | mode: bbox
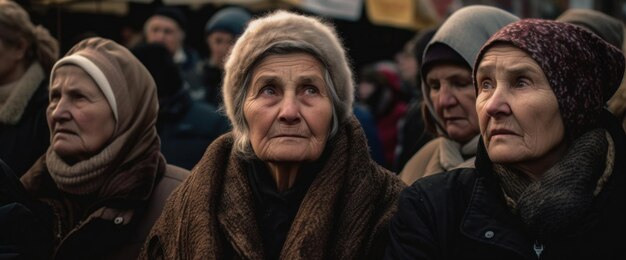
[484,230,494,239]
[114,217,124,225]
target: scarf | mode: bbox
[494,128,614,241]
[142,118,405,259]
[0,62,45,124]
[439,134,479,170]
[45,145,115,195]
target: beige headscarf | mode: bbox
[35,37,160,195]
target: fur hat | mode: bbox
[474,19,625,140]
[223,10,354,145]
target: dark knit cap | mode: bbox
[205,7,251,37]
[154,7,187,31]
[421,42,470,78]
[474,19,625,140]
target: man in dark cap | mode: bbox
[144,7,203,100]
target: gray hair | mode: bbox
[231,40,342,159]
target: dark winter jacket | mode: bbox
[385,111,626,260]
[157,89,230,170]
[0,79,49,177]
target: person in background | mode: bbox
[144,6,203,100]
[557,8,626,132]
[386,19,626,259]
[20,37,189,259]
[132,43,230,170]
[201,6,251,107]
[357,62,408,169]
[399,6,519,184]
[0,0,58,177]
[143,11,404,259]
[394,28,437,172]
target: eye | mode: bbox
[514,77,530,88]
[452,80,472,88]
[260,86,277,96]
[429,82,441,91]
[303,85,319,95]
[479,79,494,91]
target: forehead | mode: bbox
[146,16,180,30]
[252,53,325,76]
[426,63,471,79]
[479,45,538,68]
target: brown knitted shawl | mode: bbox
[142,117,405,259]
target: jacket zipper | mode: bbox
[533,240,544,259]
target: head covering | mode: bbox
[0,0,59,73]
[557,9,624,49]
[474,19,625,140]
[153,7,187,31]
[420,5,519,134]
[47,37,160,194]
[205,7,251,37]
[223,10,354,146]
[413,27,437,65]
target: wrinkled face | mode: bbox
[395,47,417,83]
[144,16,184,55]
[206,31,235,69]
[476,45,566,175]
[47,65,115,164]
[244,53,333,163]
[426,63,479,143]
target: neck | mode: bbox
[511,142,568,181]
[266,162,300,192]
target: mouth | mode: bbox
[274,134,306,138]
[489,128,517,138]
[54,128,76,135]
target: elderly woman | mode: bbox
[399,6,519,184]
[0,0,59,176]
[143,11,405,259]
[19,38,189,259]
[386,19,626,259]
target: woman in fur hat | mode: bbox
[0,0,58,176]
[20,37,189,259]
[386,19,626,259]
[142,11,405,259]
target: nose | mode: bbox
[49,97,71,123]
[438,84,458,108]
[278,93,301,125]
[483,85,511,118]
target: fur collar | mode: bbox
[0,62,45,125]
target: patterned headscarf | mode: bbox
[474,19,625,140]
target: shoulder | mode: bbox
[399,138,443,183]
[398,168,477,218]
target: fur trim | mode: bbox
[0,62,45,125]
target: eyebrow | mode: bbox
[477,63,541,76]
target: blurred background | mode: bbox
[14,0,626,71]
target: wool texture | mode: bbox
[141,117,405,259]
[474,19,626,140]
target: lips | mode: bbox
[54,128,77,135]
[488,128,517,139]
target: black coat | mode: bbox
[0,81,49,177]
[385,110,626,260]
